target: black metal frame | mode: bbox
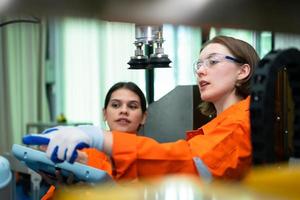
[251,48,300,164]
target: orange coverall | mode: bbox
[112,96,252,181]
[42,148,112,200]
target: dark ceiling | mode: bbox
[5,0,300,34]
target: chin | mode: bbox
[117,127,128,132]
[200,93,209,101]
[118,127,134,133]
[200,94,214,102]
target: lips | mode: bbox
[199,80,209,88]
[116,118,131,124]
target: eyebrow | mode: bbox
[199,53,219,60]
[207,53,219,57]
[110,99,140,104]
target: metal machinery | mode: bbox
[128,25,171,70]
[128,25,171,104]
[141,85,210,142]
[251,49,300,164]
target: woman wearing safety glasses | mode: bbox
[24,35,260,182]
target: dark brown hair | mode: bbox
[104,82,147,113]
[199,35,260,116]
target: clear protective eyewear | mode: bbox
[193,53,243,72]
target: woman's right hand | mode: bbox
[23,125,104,163]
[40,145,88,164]
[38,145,86,186]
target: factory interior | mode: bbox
[1,0,300,199]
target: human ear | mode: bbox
[140,111,148,125]
[237,63,251,80]
[102,108,107,121]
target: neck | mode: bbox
[213,92,242,115]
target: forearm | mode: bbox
[112,131,198,180]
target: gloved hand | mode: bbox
[23,125,104,163]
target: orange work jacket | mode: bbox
[112,96,252,181]
[42,148,112,200]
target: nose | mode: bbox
[195,65,207,77]
[120,105,129,115]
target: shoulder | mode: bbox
[219,97,250,124]
[202,100,250,135]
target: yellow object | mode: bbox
[243,163,300,200]
[54,175,275,200]
[56,113,67,123]
[54,163,300,199]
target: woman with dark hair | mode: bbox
[77,81,147,171]
[41,81,147,199]
[77,81,147,170]
[26,35,260,182]
[102,82,147,133]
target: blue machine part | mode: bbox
[12,144,112,183]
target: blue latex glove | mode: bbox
[23,125,104,163]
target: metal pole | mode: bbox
[145,43,154,104]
